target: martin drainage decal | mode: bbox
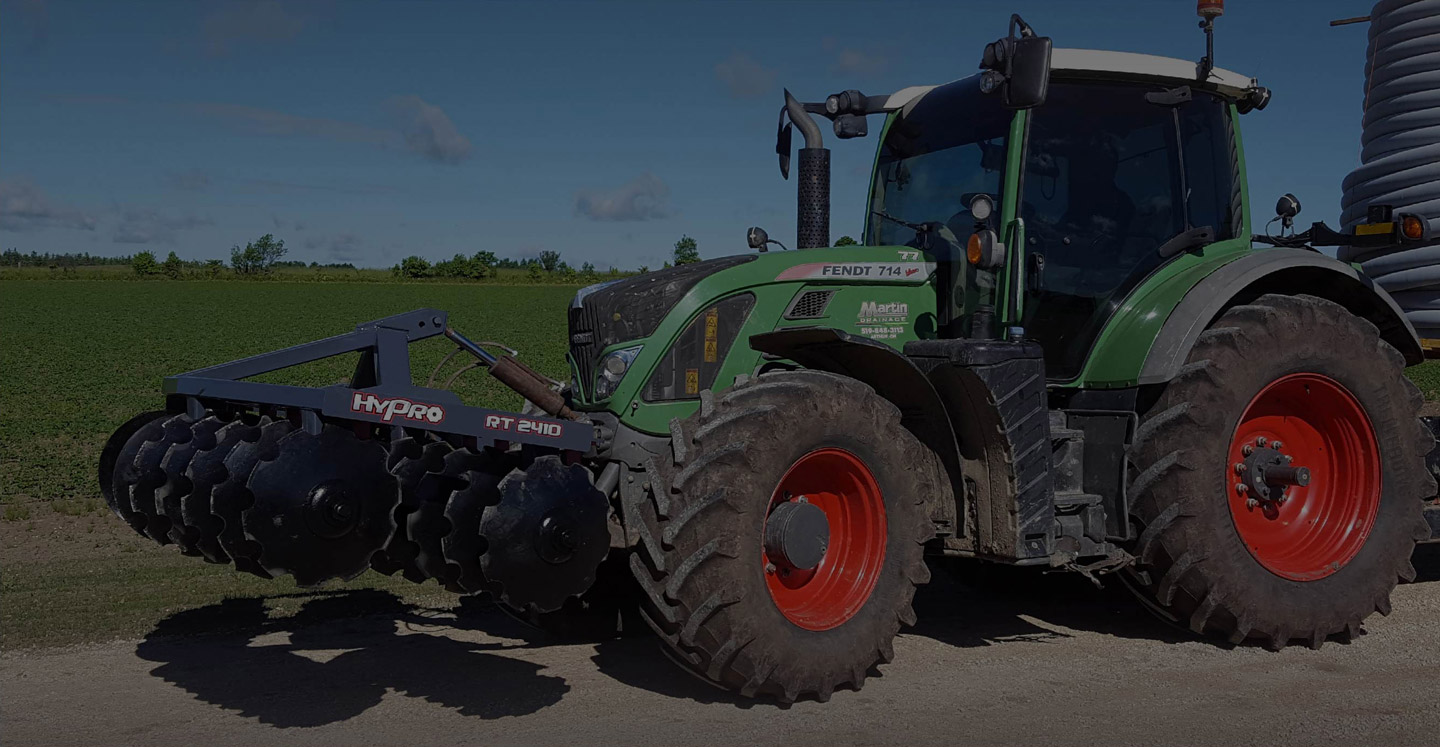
[776,262,935,283]
[856,300,910,340]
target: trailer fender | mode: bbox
[1139,248,1423,385]
[749,327,963,532]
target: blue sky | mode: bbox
[0,0,1380,269]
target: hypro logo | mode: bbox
[350,392,446,424]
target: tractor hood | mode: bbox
[568,255,756,396]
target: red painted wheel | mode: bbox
[763,448,887,631]
[1227,373,1382,582]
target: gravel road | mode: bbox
[4,547,1438,747]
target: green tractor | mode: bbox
[102,11,1440,703]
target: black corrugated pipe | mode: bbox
[785,89,830,249]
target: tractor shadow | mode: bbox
[906,558,1191,649]
[135,589,569,728]
[913,544,1440,651]
[1414,543,1440,582]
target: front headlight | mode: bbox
[594,345,642,400]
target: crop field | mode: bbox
[0,279,577,648]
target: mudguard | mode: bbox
[1138,247,1422,386]
[749,327,963,535]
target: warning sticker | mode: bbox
[703,308,719,362]
[685,368,700,395]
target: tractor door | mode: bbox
[1017,82,1239,380]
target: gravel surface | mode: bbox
[4,547,1438,747]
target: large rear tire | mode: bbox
[628,370,945,702]
[1126,293,1434,648]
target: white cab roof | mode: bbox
[882,48,1258,113]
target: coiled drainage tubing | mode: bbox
[1340,0,1440,338]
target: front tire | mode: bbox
[1126,293,1434,649]
[628,370,946,702]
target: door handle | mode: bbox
[1027,253,1046,291]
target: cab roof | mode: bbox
[882,48,1258,114]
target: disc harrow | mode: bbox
[213,417,294,579]
[482,455,611,615]
[183,418,263,564]
[439,448,513,594]
[373,436,455,583]
[242,424,398,585]
[128,414,195,546]
[157,415,227,554]
[97,309,609,613]
[103,411,169,537]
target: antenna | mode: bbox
[1198,0,1223,80]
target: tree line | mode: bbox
[15,231,863,282]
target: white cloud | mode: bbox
[715,52,776,99]
[574,172,677,222]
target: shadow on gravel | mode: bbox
[136,589,568,728]
[912,544,1440,651]
[137,546,1440,719]
[1414,543,1440,582]
[906,558,1191,649]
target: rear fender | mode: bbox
[1139,248,1422,385]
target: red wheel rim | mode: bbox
[763,448,887,631]
[1226,373,1381,581]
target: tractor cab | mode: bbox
[861,49,1262,379]
[776,14,1271,381]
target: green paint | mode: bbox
[997,109,1029,325]
[574,246,938,435]
[1062,237,1252,388]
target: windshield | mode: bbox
[867,77,1014,246]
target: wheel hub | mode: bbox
[1235,441,1312,512]
[1225,373,1381,582]
[763,498,830,571]
[763,448,887,632]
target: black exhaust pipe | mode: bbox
[785,90,830,249]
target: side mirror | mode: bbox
[1275,193,1301,230]
[747,226,787,252]
[747,226,770,251]
[979,15,1052,110]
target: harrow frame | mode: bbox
[161,308,594,454]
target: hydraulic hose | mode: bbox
[1340,0,1440,337]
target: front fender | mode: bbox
[749,327,963,528]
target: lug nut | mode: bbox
[1246,498,1259,509]
[1242,444,1254,456]
[1235,483,1248,494]
[764,562,776,574]
[1271,440,1283,450]
[1256,436,1268,447]
[1234,463,1248,474]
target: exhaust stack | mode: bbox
[783,90,830,249]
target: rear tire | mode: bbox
[628,370,945,702]
[1126,293,1434,649]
